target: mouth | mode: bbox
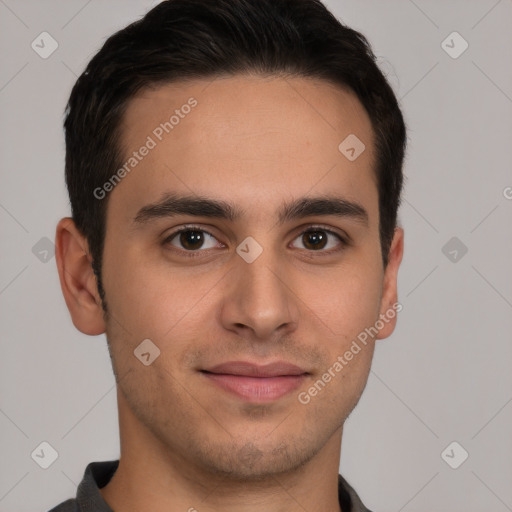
[200,361,309,403]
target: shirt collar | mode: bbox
[73,460,372,512]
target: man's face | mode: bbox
[99,75,401,478]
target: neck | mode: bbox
[100,388,344,512]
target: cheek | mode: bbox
[306,265,383,344]
[101,246,220,343]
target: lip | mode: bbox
[201,361,308,402]
[205,361,307,377]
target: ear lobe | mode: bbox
[55,217,107,336]
[376,227,404,340]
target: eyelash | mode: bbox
[162,224,348,258]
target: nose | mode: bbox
[219,247,300,342]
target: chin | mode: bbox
[186,433,320,481]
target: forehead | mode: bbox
[110,74,377,226]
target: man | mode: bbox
[51,0,406,510]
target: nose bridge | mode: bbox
[240,239,288,312]
[243,249,285,307]
[222,235,298,339]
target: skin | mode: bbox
[56,75,404,512]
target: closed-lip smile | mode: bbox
[201,361,308,402]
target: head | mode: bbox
[56,0,406,480]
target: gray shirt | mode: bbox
[48,460,374,512]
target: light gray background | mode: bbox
[1,1,511,511]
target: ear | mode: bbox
[55,217,107,336]
[376,227,404,340]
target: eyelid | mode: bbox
[291,223,349,243]
[163,224,223,253]
[162,223,349,256]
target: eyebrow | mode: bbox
[133,193,369,228]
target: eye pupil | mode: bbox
[303,230,327,250]
[167,226,341,256]
[180,230,204,250]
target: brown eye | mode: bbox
[178,230,206,250]
[301,230,328,250]
[291,227,345,253]
[164,228,219,253]
[163,224,347,259]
